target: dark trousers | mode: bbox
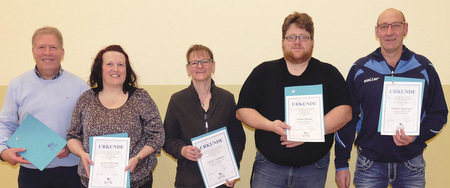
[80,179,152,188]
[139,180,153,188]
[18,166,81,188]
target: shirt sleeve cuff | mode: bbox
[336,167,349,172]
[0,148,6,161]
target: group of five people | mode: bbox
[0,8,447,188]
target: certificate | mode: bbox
[89,136,130,188]
[191,127,240,188]
[379,76,424,135]
[285,85,325,142]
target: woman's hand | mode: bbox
[225,179,236,187]
[181,145,202,161]
[80,152,94,178]
[125,156,139,173]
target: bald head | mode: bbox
[375,8,408,60]
[377,8,406,25]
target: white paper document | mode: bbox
[89,137,130,188]
[379,76,424,135]
[285,85,325,142]
[191,127,240,188]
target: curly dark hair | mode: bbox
[89,45,137,93]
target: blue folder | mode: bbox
[6,114,67,171]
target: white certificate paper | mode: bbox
[285,85,325,142]
[379,76,424,135]
[89,137,130,188]
[191,127,240,188]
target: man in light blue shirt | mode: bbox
[0,26,89,188]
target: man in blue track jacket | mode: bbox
[334,8,448,188]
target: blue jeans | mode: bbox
[354,153,426,188]
[251,151,329,188]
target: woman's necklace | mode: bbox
[200,92,211,107]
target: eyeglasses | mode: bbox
[377,22,405,31]
[188,59,213,68]
[284,35,311,42]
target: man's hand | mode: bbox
[280,135,305,148]
[181,145,202,161]
[393,129,415,146]
[270,120,290,136]
[0,148,31,165]
[56,146,70,159]
[336,169,351,188]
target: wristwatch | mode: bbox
[135,154,141,163]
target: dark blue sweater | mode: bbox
[335,46,448,170]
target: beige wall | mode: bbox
[1,85,450,187]
[1,1,450,86]
[1,1,450,187]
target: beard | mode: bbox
[282,45,313,64]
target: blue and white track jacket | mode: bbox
[335,46,448,170]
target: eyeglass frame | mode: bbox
[377,22,405,31]
[284,35,311,42]
[187,59,213,68]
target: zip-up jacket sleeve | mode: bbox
[334,63,360,170]
[415,60,448,143]
[162,96,187,159]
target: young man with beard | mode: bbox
[334,8,448,188]
[236,12,352,188]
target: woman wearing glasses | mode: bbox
[163,44,246,188]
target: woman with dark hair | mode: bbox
[67,45,164,188]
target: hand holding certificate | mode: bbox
[191,127,240,188]
[378,77,424,135]
[285,85,325,142]
[89,136,130,188]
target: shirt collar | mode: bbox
[34,65,64,80]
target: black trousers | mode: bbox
[18,166,81,188]
[79,178,152,188]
